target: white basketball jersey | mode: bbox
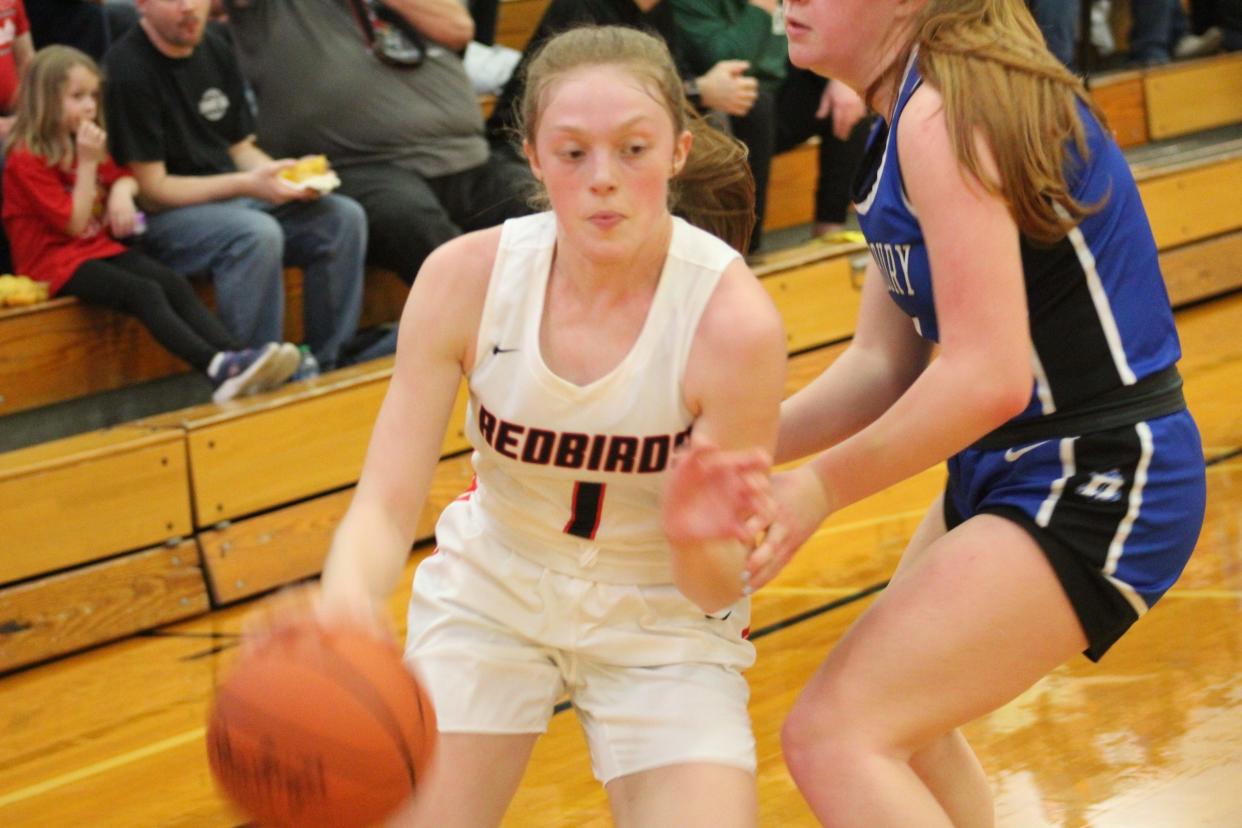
[459,211,740,584]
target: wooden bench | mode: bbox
[1089,52,1242,148]
[0,267,408,419]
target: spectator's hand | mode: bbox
[75,121,108,167]
[749,0,779,15]
[247,159,318,204]
[698,60,759,117]
[107,191,139,239]
[817,80,867,141]
[744,465,833,589]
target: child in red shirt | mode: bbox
[0,0,32,137]
[2,46,298,403]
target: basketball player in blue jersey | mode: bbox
[314,26,786,828]
[664,0,1207,824]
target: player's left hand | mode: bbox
[662,435,774,548]
[744,465,832,589]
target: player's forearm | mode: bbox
[322,499,415,609]
[670,540,749,613]
[776,343,923,465]
[808,352,1029,512]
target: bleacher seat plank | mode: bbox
[0,299,188,417]
[765,140,820,232]
[1161,230,1242,307]
[1144,53,1242,141]
[495,0,549,51]
[1138,153,1242,249]
[1088,71,1148,148]
[162,361,470,527]
[361,267,409,329]
[0,539,207,673]
[199,453,474,605]
[762,252,865,352]
[0,428,191,585]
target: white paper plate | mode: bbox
[281,171,341,194]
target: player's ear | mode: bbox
[671,129,693,177]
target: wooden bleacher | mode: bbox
[3,45,1242,673]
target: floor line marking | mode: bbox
[0,727,205,807]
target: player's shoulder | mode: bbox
[697,257,785,357]
[420,223,505,291]
[895,81,948,153]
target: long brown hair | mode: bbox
[6,45,105,168]
[516,25,756,253]
[869,0,1104,243]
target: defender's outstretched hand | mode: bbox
[662,436,775,548]
[744,465,833,589]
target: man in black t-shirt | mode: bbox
[104,0,368,370]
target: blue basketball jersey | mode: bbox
[852,53,1183,424]
[854,53,1206,660]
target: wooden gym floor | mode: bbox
[1,291,1240,827]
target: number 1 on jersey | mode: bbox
[565,481,605,539]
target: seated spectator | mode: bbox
[0,0,32,142]
[3,46,298,403]
[0,0,33,273]
[670,0,871,249]
[26,0,139,61]
[223,0,535,286]
[1027,0,1081,69]
[1191,0,1240,51]
[103,0,367,371]
[1130,0,1223,65]
[485,0,760,172]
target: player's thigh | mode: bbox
[386,732,539,828]
[799,513,1086,751]
[606,761,756,828]
[889,491,948,584]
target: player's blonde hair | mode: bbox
[7,45,106,168]
[870,0,1105,243]
[517,25,756,252]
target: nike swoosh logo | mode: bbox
[492,345,518,355]
[1003,440,1050,462]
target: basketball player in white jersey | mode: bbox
[316,25,786,827]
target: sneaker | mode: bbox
[262,342,302,391]
[208,343,298,403]
[1174,26,1223,60]
[1090,0,1115,56]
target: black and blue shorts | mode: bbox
[944,409,1206,661]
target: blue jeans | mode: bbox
[140,194,366,369]
[1130,0,1190,64]
[1029,0,1082,69]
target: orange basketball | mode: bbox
[206,620,436,828]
